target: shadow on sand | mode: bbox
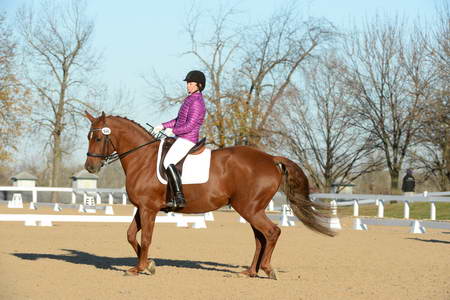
[407,237,450,245]
[12,249,243,274]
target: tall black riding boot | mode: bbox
[165,164,186,209]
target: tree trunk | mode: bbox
[389,168,400,195]
[50,128,62,202]
[445,129,450,188]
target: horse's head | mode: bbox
[84,111,116,173]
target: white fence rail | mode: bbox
[0,213,208,228]
[0,186,128,205]
[311,192,450,221]
[311,191,450,232]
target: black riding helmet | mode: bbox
[183,70,206,92]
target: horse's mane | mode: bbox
[108,115,155,138]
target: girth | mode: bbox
[159,137,206,181]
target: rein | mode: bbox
[87,125,162,166]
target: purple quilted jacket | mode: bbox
[162,92,206,143]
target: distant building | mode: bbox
[71,170,98,189]
[7,171,38,202]
[11,171,38,187]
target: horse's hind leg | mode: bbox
[240,226,265,277]
[242,211,281,279]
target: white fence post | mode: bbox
[122,193,127,205]
[330,200,337,216]
[71,192,76,204]
[32,189,37,203]
[377,199,384,218]
[430,201,436,221]
[403,201,410,219]
[353,200,359,217]
[329,200,342,230]
[96,193,101,205]
[108,193,114,205]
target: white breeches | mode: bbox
[163,138,195,168]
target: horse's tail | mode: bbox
[273,156,336,237]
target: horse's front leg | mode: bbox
[126,207,157,276]
[127,209,141,257]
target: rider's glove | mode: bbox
[152,124,164,135]
[164,127,175,137]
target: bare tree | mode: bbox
[16,1,103,200]
[229,8,335,148]
[342,15,430,193]
[411,3,450,190]
[281,54,383,192]
[0,13,30,162]
[148,3,335,149]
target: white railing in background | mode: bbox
[311,191,450,232]
[0,186,128,205]
[311,191,450,221]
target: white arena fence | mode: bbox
[0,186,128,205]
[0,212,210,229]
[0,186,212,228]
[2,185,449,232]
[310,191,450,232]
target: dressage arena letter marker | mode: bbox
[78,204,86,213]
[353,218,368,231]
[53,203,62,212]
[410,220,426,234]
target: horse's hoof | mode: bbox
[268,269,278,280]
[238,270,257,278]
[146,259,156,275]
[124,269,139,276]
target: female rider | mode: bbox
[153,70,206,209]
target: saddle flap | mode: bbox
[156,138,211,185]
[158,137,207,181]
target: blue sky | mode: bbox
[2,0,438,125]
[1,0,439,164]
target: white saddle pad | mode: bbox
[156,139,211,185]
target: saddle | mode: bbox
[158,137,206,181]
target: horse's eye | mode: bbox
[95,138,102,142]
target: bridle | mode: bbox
[86,124,160,166]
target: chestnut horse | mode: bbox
[84,112,335,279]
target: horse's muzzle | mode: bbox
[84,159,102,174]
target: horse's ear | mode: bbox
[100,111,106,122]
[85,111,95,123]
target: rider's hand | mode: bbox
[152,124,164,135]
[164,128,175,137]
